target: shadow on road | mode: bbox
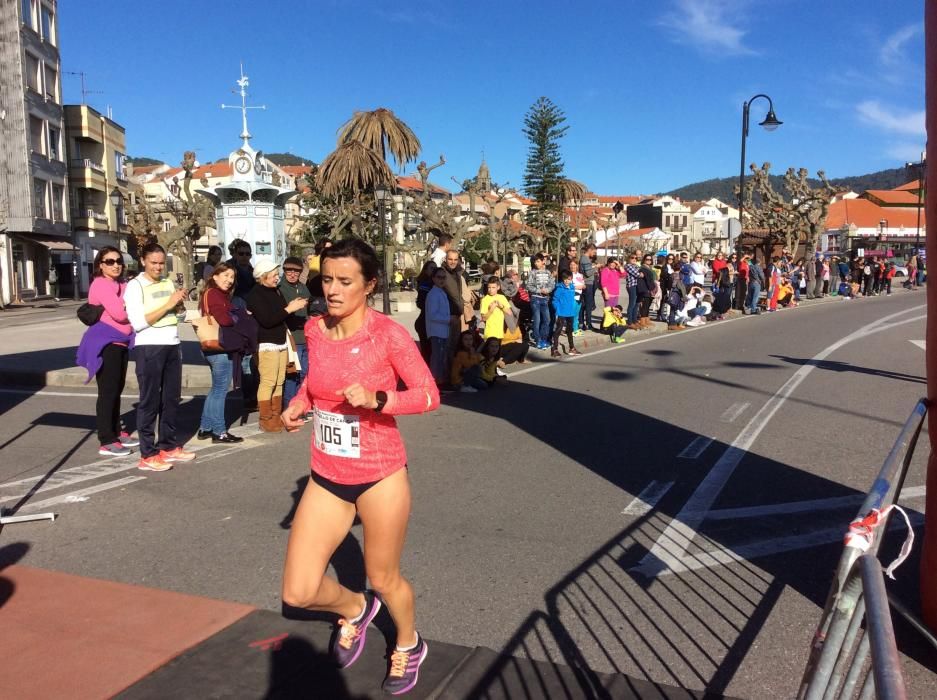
[436,377,932,698]
[770,354,926,384]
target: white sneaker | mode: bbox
[459,385,478,393]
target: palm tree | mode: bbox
[316,140,394,199]
[338,108,421,169]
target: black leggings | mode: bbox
[552,316,575,351]
[500,341,529,365]
[95,343,128,445]
[639,296,651,318]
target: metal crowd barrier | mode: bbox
[798,399,929,700]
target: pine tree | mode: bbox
[522,97,568,233]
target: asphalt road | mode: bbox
[0,291,932,698]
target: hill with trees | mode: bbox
[265,153,316,166]
[667,167,911,202]
[127,156,164,166]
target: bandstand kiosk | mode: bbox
[198,70,295,263]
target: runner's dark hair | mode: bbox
[321,238,380,282]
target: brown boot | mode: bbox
[270,395,284,433]
[270,394,283,433]
[257,400,279,433]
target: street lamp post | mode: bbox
[374,185,392,315]
[737,94,782,256]
[906,157,926,263]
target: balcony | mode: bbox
[69,159,107,191]
[71,158,105,173]
[71,209,111,231]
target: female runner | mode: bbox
[280,239,440,695]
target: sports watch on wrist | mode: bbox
[373,391,388,413]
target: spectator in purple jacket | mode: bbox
[86,246,138,457]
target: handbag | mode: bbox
[285,331,301,374]
[191,296,223,352]
[77,302,104,326]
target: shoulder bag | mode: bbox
[191,294,223,352]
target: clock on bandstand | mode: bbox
[197,67,296,264]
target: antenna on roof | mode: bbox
[64,71,103,105]
[221,62,266,148]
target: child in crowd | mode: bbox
[479,277,512,340]
[500,324,529,365]
[602,305,628,342]
[551,270,581,358]
[425,266,452,385]
[479,338,508,386]
[450,330,488,393]
[570,259,585,336]
[838,278,856,299]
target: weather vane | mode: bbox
[221,63,266,147]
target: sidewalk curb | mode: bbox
[0,294,848,391]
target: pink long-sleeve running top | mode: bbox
[289,308,440,484]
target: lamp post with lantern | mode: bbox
[736,94,782,255]
[374,185,392,315]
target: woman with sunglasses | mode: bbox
[657,254,675,322]
[86,246,139,457]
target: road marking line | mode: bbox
[622,481,675,516]
[720,402,750,423]
[19,476,148,510]
[0,425,268,502]
[910,340,925,350]
[649,513,925,577]
[700,485,927,521]
[633,306,926,578]
[677,436,713,459]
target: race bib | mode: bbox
[313,407,361,459]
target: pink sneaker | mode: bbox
[160,447,196,463]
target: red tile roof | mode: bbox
[896,179,921,191]
[191,163,233,179]
[862,189,921,206]
[595,195,644,205]
[281,165,314,176]
[827,198,925,229]
[130,164,164,174]
[395,175,450,194]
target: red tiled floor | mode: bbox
[0,565,254,700]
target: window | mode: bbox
[51,184,64,221]
[48,127,60,160]
[682,216,688,227]
[21,0,34,29]
[29,115,44,155]
[162,220,171,233]
[44,65,57,102]
[115,151,126,179]
[25,53,40,92]
[665,215,671,226]
[40,5,55,45]
[33,178,48,218]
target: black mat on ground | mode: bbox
[117,609,474,699]
[434,646,725,700]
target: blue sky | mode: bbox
[60,0,924,195]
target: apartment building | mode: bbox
[0,0,69,303]
[64,104,131,292]
[626,195,693,251]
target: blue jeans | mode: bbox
[626,288,639,324]
[200,352,232,435]
[747,281,762,313]
[530,296,551,344]
[283,343,308,407]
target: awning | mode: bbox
[16,234,74,251]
